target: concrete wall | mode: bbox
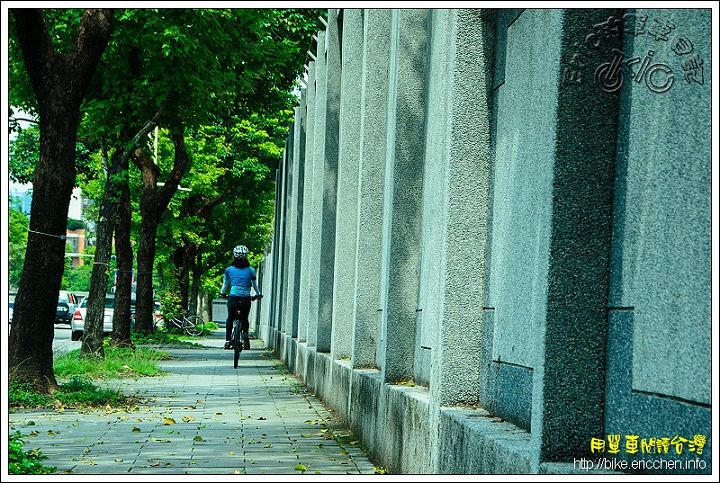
[254,8,712,475]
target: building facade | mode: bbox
[252,9,712,474]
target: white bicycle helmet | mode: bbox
[233,245,249,259]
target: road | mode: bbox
[52,323,80,356]
[5,322,79,356]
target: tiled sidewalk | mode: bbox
[8,332,379,476]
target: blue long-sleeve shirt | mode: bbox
[221,265,260,297]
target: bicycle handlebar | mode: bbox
[219,293,263,301]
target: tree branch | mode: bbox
[9,117,39,125]
[10,9,59,102]
[116,98,168,168]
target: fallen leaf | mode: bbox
[163,418,176,425]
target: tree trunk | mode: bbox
[8,9,113,392]
[111,177,134,347]
[135,215,161,334]
[174,245,192,311]
[190,250,202,316]
[175,241,200,312]
[81,148,120,358]
[84,112,164,348]
[133,133,191,334]
[174,191,228,313]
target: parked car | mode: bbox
[56,291,80,324]
[71,293,136,341]
[129,300,162,329]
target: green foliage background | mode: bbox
[8,8,326,300]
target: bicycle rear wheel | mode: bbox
[233,323,242,368]
[183,315,205,336]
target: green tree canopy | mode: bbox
[8,205,30,290]
[7,7,325,384]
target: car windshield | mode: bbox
[80,297,115,309]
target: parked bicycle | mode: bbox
[155,308,205,337]
[229,294,262,368]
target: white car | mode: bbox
[71,294,136,341]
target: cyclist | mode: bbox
[219,245,262,350]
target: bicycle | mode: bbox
[226,294,262,368]
[155,308,205,336]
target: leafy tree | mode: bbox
[9,123,98,187]
[152,113,279,313]
[172,110,289,307]
[74,8,325,338]
[8,7,325,385]
[8,126,39,185]
[66,218,86,230]
[8,8,114,392]
[81,120,164,357]
[8,205,30,291]
[65,260,94,292]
